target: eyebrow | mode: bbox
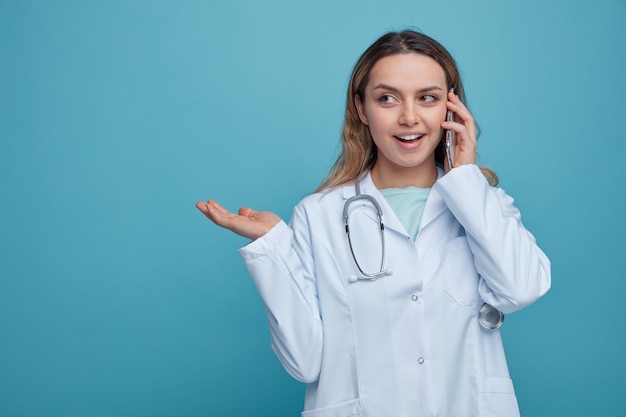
[372,84,444,94]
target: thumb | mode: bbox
[238,207,255,217]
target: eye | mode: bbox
[376,94,397,104]
[420,94,438,103]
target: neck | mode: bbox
[370,161,438,189]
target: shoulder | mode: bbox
[295,186,346,212]
[289,186,348,230]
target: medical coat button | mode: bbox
[417,357,425,364]
[411,295,419,301]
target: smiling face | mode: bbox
[355,53,448,189]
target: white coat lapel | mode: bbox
[418,167,449,230]
[341,172,410,237]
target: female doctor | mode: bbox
[197,30,551,417]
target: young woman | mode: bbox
[197,30,551,417]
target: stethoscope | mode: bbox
[342,182,392,281]
[343,182,504,331]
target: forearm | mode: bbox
[435,165,551,313]
[239,221,323,383]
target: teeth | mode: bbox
[396,134,422,141]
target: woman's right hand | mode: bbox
[196,200,281,241]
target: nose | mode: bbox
[398,102,419,126]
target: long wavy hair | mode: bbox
[316,30,497,192]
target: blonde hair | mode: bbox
[316,30,497,192]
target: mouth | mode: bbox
[394,134,424,142]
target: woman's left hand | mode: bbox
[441,90,477,172]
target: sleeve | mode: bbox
[237,204,323,383]
[434,164,551,314]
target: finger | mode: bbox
[440,121,475,144]
[446,90,467,110]
[442,99,476,146]
[195,200,220,216]
[205,199,232,215]
[444,125,476,150]
[446,101,473,126]
[446,92,474,126]
[195,200,208,213]
[196,200,236,226]
[195,200,218,218]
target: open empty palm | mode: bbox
[196,200,281,241]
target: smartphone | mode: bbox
[445,88,456,169]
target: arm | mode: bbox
[438,93,550,313]
[435,165,551,314]
[197,199,323,382]
[238,205,323,383]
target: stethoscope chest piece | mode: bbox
[478,303,504,330]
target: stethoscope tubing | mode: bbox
[343,182,389,279]
[343,182,504,330]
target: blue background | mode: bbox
[1,0,625,416]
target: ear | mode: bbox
[354,94,369,125]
